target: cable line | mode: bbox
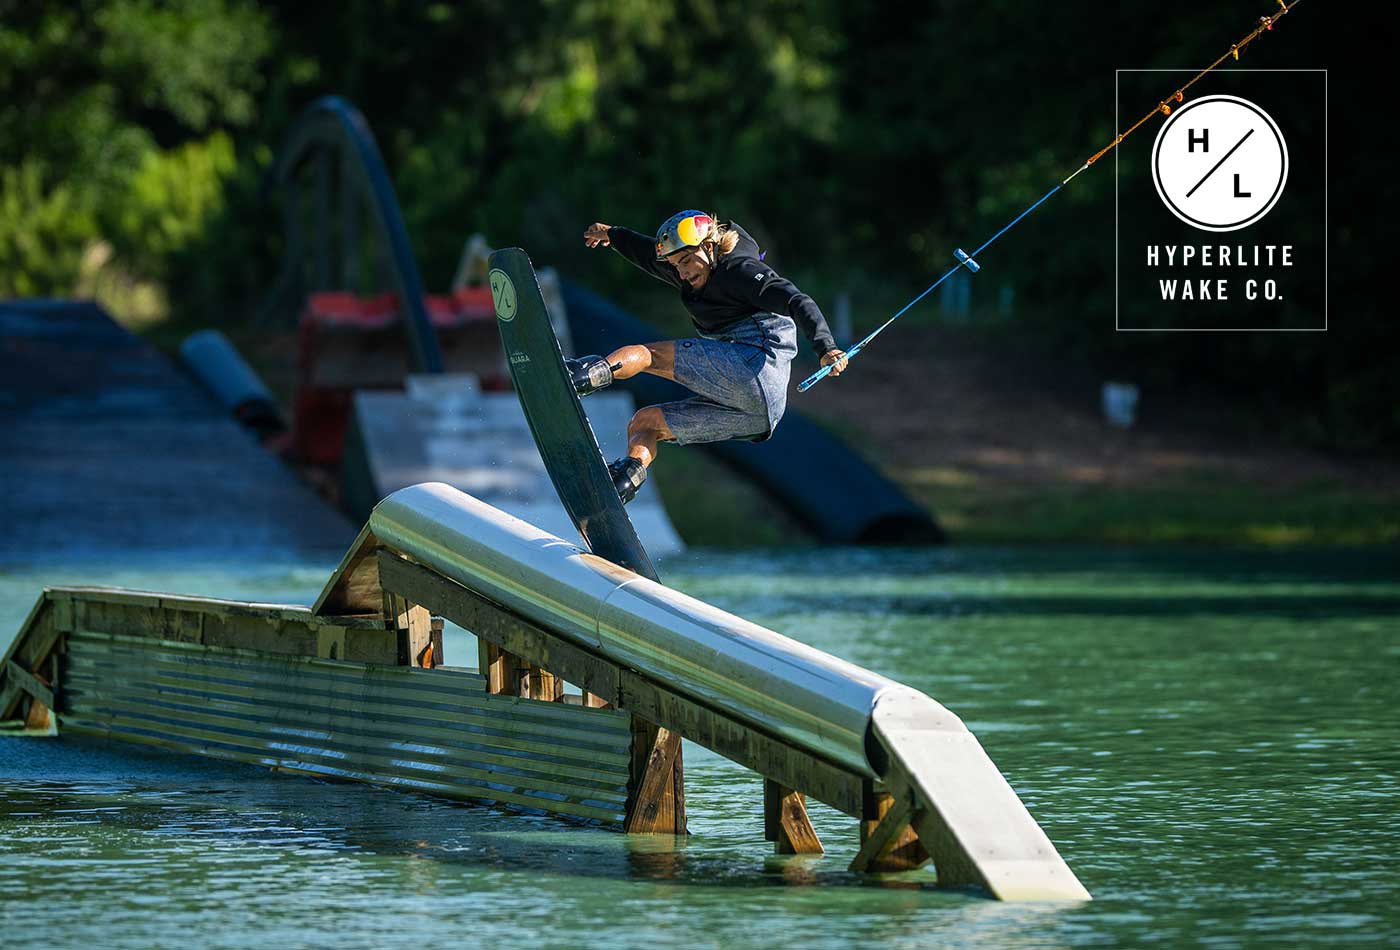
[800,0,1305,393]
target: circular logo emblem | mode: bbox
[1151,94,1288,233]
[488,268,517,321]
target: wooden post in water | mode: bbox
[763,778,823,854]
[851,783,929,872]
[625,721,687,835]
[2,599,63,736]
[20,663,55,733]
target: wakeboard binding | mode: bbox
[566,355,616,397]
[608,456,647,505]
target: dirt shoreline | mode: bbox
[798,329,1400,495]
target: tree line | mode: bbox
[0,1,1386,450]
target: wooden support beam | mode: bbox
[18,616,62,671]
[0,681,22,722]
[2,605,62,731]
[6,660,54,713]
[384,591,434,667]
[625,722,686,834]
[6,660,55,734]
[1,597,54,722]
[857,784,930,872]
[380,552,619,700]
[477,639,495,690]
[615,668,864,818]
[477,642,522,696]
[526,666,564,701]
[51,593,75,634]
[764,778,823,854]
[426,617,444,667]
[376,553,866,818]
[312,526,384,616]
[409,614,442,668]
[850,788,924,873]
[24,692,52,732]
[405,604,433,666]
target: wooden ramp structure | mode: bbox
[2,483,1090,900]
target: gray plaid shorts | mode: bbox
[658,313,799,445]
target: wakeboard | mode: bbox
[489,247,659,582]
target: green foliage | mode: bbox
[0,162,97,297]
[0,0,1388,452]
[93,0,271,130]
[103,132,238,280]
[0,0,271,304]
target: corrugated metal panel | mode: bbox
[61,631,631,825]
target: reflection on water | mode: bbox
[2,546,1398,947]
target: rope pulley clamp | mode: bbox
[953,248,981,273]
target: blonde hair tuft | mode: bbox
[707,217,740,257]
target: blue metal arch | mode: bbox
[265,95,443,373]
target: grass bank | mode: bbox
[907,475,1400,546]
[137,312,1399,550]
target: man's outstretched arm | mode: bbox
[584,222,682,289]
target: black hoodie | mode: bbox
[606,222,837,357]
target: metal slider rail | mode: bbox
[358,483,1091,901]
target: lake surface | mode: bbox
[2,545,1397,948]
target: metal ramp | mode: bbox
[326,483,1091,899]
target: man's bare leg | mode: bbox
[578,342,677,503]
[625,406,674,469]
[568,341,676,397]
[608,405,673,504]
[606,341,675,382]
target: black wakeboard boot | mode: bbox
[608,456,647,505]
[565,355,615,397]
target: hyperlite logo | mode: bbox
[489,268,517,321]
[1148,243,1292,302]
[1151,95,1288,233]
[1117,69,1326,331]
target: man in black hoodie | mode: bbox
[573,210,847,503]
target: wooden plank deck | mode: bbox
[0,300,354,563]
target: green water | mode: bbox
[1,546,1397,948]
